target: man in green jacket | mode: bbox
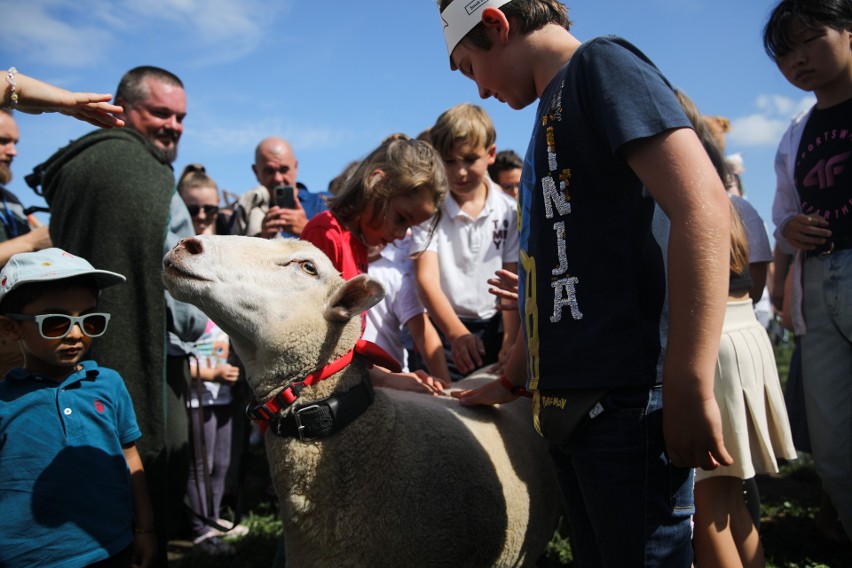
[33,66,189,566]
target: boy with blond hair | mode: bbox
[439,1,733,565]
[410,103,519,380]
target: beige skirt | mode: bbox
[695,300,797,482]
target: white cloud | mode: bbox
[0,1,113,67]
[0,0,293,69]
[728,114,790,147]
[115,0,293,64]
[728,94,816,147]
[192,121,348,153]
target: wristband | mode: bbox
[498,374,532,398]
[6,67,18,108]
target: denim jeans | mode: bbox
[546,384,694,567]
[801,250,852,540]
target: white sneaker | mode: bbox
[193,535,235,556]
[215,518,249,537]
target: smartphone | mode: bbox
[274,185,296,209]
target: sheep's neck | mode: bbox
[248,340,400,421]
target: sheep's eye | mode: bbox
[300,261,318,276]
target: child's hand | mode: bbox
[488,269,519,311]
[426,370,452,391]
[214,363,240,384]
[453,378,519,407]
[782,214,831,251]
[451,333,485,375]
[389,370,446,396]
[131,532,157,568]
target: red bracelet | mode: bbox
[498,374,533,398]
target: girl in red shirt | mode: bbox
[301,134,449,394]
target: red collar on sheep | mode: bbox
[247,339,401,422]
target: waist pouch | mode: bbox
[533,387,610,445]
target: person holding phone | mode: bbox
[230,137,329,239]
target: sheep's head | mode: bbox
[162,235,385,397]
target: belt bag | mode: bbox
[533,387,610,445]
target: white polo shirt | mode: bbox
[410,179,519,321]
[364,241,425,372]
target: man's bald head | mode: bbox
[252,137,299,191]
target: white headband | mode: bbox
[440,0,514,56]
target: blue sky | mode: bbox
[2,0,814,239]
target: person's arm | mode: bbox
[413,250,483,374]
[769,245,793,313]
[0,226,51,266]
[3,69,124,128]
[454,332,527,406]
[771,112,831,253]
[369,365,444,395]
[623,126,733,471]
[123,443,156,568]
[495,262,520,372]
[189,361,240,383]
[404,313,451,386]
[748,261,769,304]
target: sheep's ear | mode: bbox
[324,274,386,322]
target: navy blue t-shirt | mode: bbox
[517,37,691,391]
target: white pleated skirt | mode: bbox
[695,300,797,482]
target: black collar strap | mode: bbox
[269,373,375,440]
[247,339,400,422]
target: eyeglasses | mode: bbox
[6,313,111,339]
[187,204,219,218]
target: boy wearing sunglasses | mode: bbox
[0,248,156,568]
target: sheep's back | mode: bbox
[272,372,560,568]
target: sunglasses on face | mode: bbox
[187,204,219,218]
[7,313,111,339]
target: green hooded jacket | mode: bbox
[37,127,175,464]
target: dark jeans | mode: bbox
[546,385,694,567]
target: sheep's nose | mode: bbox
[180,237,204,255]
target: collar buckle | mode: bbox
[293,404,322,441]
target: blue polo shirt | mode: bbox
[0,360,141,567]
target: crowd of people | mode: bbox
[0,0,850,566]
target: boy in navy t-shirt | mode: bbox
[439,1,733,565]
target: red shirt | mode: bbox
[301,211,367,280]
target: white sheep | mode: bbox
[163,235,561,568]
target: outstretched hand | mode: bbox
[452,377,519,407]
[9,71,125,128]
[372,367,447,396]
